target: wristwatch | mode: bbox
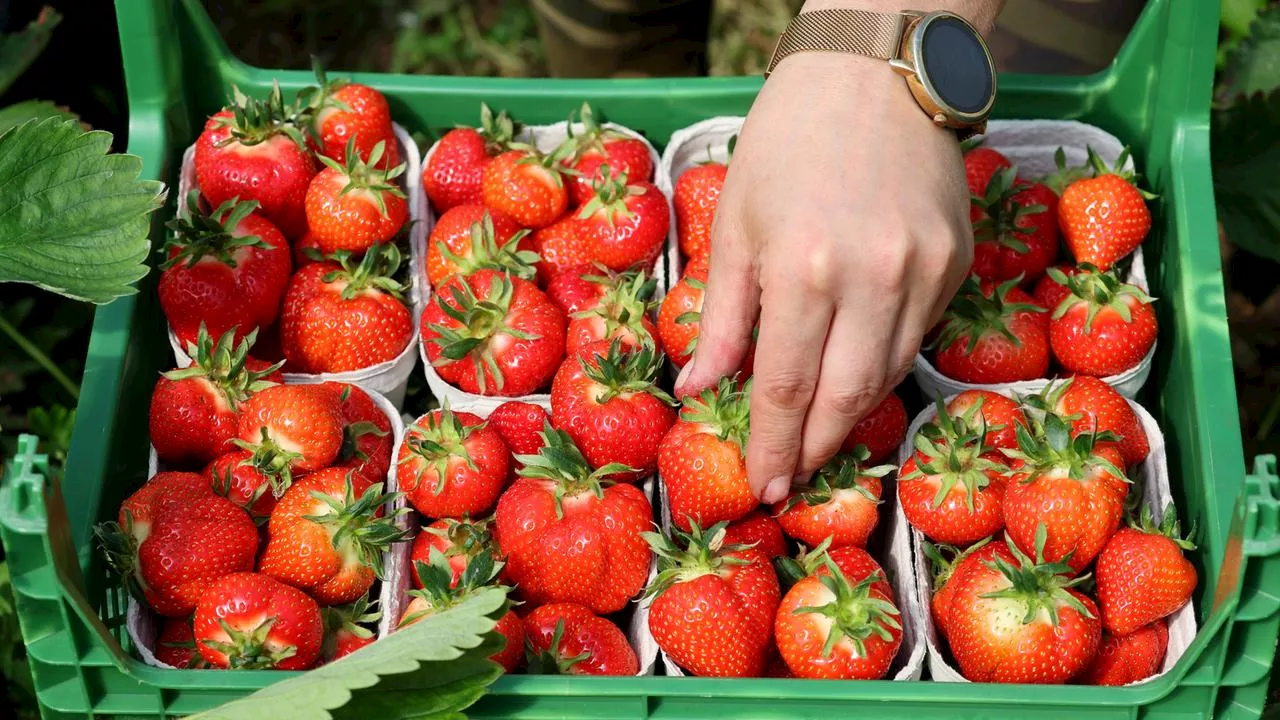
[766,9,997,140]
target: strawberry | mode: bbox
[426,205,537,288]
[397,407,510,519]
[319,594,381,662]
[659,377,757,531]
[486,401,550,462]
[1002,411,1130,571]
[532,215,599,278]
[561,103,654,207]
[898,399,1010,545]
[482,146,570,229]
[1031,264,1079,312]
[1047,265,1158,377]
[841,390,908,464]
[324,381,394,485]
[280,244,414,373]
[674,158,727,262]
[944,389,1026,451]
[160,193,292,348]
[930,276,1050,384]
[774,550,902,679]
[422,270,566,396]
[112,471,215,534]
[1058,147,1152,271]
[963,145,1012,197]
[194,86,316,239]
[153,617,209,668]
[550,339,676,479]
[722,509,787,560]
[193,572,324,670]
[1076,621,1168,686]
[293,231,323,267]
[565,270,658,354]
[206,448,288,521]
[150,326,282,467]
[775,540,891,598]
[773,446,890,550]
[969,168,1059,284]
[409,517,498,589]
[494,426,652,614]
[921,538,1001,638]
[1095,503,1196,636]
[545,264,614,316]
[302,66,399,170]
[644,521,780,677]
[573,170,670,273]
[524,602,639,676]
[656,257,707,368]
[305,139,408,255]
[946,531,1101,683]
[424,104,520,213]
[236,383,345,479]
[1023,376,1149,465]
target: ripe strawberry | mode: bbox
[841,390,908,464]
[160,193,292,348]
[206,448,288,521]
[946,532,1101,683]
[113,471,215,535]
[533,215,599,279]
[424,104,520,213]
[422,270,566,396]
[426,205,537,288]
[659,377,757,531]
[524,602,639,676]
[775,540,892,597]
[674,159,727,262]
[930,276,1050,384]
[305,139,407,255]
[293,231,323,267]
[153,617,209,668]
[1047,265,1158,376]
[656,257,707,368]
[1002,411,1130,571]
[561,103,654,207]
[280,244,414,373]
[194,87,316,239]
[573,170,670,272]
[1024,376,1149,465]
[551,339,675,479]
[1077,621,1168,686]
[565,270,658,354]
[921,538,1002,638]
[545,264,614,316]
[150,326,281,467]
[944,389,1026,451]
[644,521,780,677]
[486,401,550,462]
[482,146,570,229]
[963,145,1012,197]
[1031,264,1079,312]
[969,168,1059,284]
[1058,147,1152,271]
[409,517,498,589]
[494,427,652,614]
[319,594,381,662]
[722,509,787,559]
[397,407,510,519]
[1095,504,1196,636]
[324,381,394,486]
[303,67,399,169]
[775,550,902,679]
[194,572,324,670]
[773,446,890,549]
[236,383,345,478]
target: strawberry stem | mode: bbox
[163,192,271,270]
[579,338,673,405]
[929,276,1045,354]
[642,520,753,598]
[167,325,283,409]
[970,166,1048,254]
[322,243,407,301]
[400,405,483,496]
[679,376,751,452]
[900,396,1010,512]
[438,211,539,282]
[1047,264,1155,334]
[201,616,300,669]
[301,473,409,579]
[782,445,892,512]
[979,526,1094,627]
[318,136,407,216]
[515,425,635,518]
[792,556,901,659]
[426,273,541,394]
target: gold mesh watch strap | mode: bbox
[766,9,906,76]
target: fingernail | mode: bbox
[792,472,812,487]
[762,475,791,504]
[675,359,695,393]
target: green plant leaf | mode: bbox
[0,7,60,97]
[0,118,165,303]
[1213,87,1280,263]
[189,587,507,720]
[0,100,76,133]
[1219,5,1280,102]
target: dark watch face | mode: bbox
[921,16,994,115]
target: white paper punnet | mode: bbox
[171,124,423,409]
[129,379,407,668]
[898,395,1196,685]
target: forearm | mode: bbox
[800,0,1004,35]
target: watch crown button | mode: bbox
[932,113,948,127]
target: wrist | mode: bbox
[799,0,1002,36]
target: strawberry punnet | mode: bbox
[1046,264,1157,377]
[968,166,1059,285]
[424,104,521,213]
[773,445,893,550]
[930,276,1050,384]
[396,406,510,519]
[524,602,640,676]
[305,138,408,255]
[426,205,537,288]
[560,103,655,207]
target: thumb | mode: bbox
[676,221,759,397]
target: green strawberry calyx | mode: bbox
[400,547,508,628]
[929,276,1046,354]
[209,451,284,520]
[642,520,754,598]
[301,473,410,579]
[400,404,485,496]
[425,516,498,563]
[318,136,408,217]
[426,272,540,394]
[1075,145,1159,200]
[163,191,272,270]
[525,618,592,675]
[571,268,657,345]
[168,324,283,409]
[439,211,539,282]
[1128,502,1197,551]
[231,427,305,493]
[970,166,1049,254]
[475,102,522,154]
[323,242,408,301]
[93,516,149,603]
[579,338,675,405]
[577,165,647,226]
[899,397,1010,513]
[515,424,636,518]
[511,144,572,188]
[680,376,751,454]
[202,616,299,669]
[980,525,1094,627]
[213,82,309,150]
[792,556,902,659]
[673,272,709,357]
[1048,264,1156,335]
[775,537,844,588]
[922,536,992,593]
[321,593,381,659]
[337,419,390,465]
[1002,410,1129,486]
[783,445,891,512]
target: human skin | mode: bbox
[676,0,1005,503]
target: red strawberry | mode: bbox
[775,540,891,598]
[426,205,537,288]
[280,244,414,373]
[153,617,209,668]
[150,326,281,467]
[397,407,509,519]
[324,382,394,485]
[320,594,381,662]
[486,401,550,462]
[193,572,324,670]
[963,145,1012,197]
[551,340,676,479]
[422,270,566,396]
[930,276,1050,384]
[574,170,670,272]
[532,216,598,279]
[922,539,1002,638]
[1002,412,1130,571]
[674,160,727,262]
[1031,264,1079,312]
[424,105,520,213]
[645,522,780,677]
[722,509,787,559]
[160,193,293,348]
[305,139,408,255]
[1058,148,1152,271]
[565,270,658,354]
[562,103,654,207]
[524,602,639,676]
[946,533,1101,683]
[944,389,1026,451]
[494,427,652,614]
[206,448,287,521]
[482,146,570,229]
[659,377,757,531]
[656,257,707,368]
[545,264,614,316]
[304,69,399,169]
[841,390,908,464]
[1076,621,1168,686]
[293,231,323,267]
[1024,376,1149,465]
[1047,265,1158,376]
[1095,504,1196,636]
[969,168,1059,284]
[773,446,890,550]
[194,88,316,239]
[236,383,345,478]
[113,471,215,536]
[258,468,407,606]
[409,517,498,589]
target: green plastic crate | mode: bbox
[1,0,1277,717]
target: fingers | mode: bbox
[677,216,759,397]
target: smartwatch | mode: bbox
[766,9,997,140]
